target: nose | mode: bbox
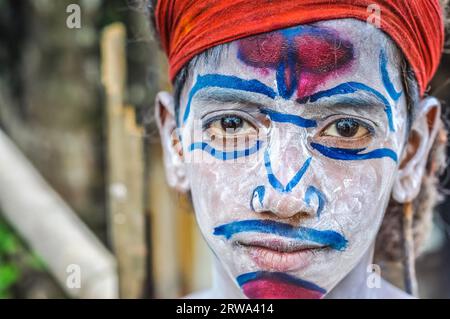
[251,184,318,219]
[263,133,313,191]
[249,126,326,219]
[251,152,324,219]
[251,183,327,219]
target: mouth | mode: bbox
[234,235,326,272]
[214,219,348,272]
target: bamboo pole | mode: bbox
[101,23,147,298]
[0,129,118,298]
[147,147,182,298]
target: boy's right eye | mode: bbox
[220,115,244,132]
[204,113,260,150]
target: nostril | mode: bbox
[304,186,326,218]
[251,184,321,218]
[250,185,266,212]
[273,197,315,218]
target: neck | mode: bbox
[209,245,378,299]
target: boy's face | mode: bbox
[159,19,413,298]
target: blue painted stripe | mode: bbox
[306,82,395,132]
[380,50,402,102]
[250,185,265,211]
[311,142,398,162]
[236,271,327,294]
[189,140,263,161]
[276,46,298,99]
[261,108,317,128]
[213,219,348,251]
[264,150,312,193]
[305,186,326,218]
[182,74,276,124]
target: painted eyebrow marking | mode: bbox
[182,74,276,125]
[301,81,395,132]
[380,49,402,102]
[261,108,317,128]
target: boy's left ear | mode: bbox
[392,97,441,203]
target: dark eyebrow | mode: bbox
[194,88,268,108]
[298,82,395,132]
[304,94,384,109]
[181,74,276,125]
[194,83,382,111]
[181,74,396,133]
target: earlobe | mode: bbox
[392,97,441,203]
[155,91,190,193]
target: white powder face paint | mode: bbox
[173,19,409,298]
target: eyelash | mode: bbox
[202,111,258,130]
[201,111,377,143]
[320,117,375,136]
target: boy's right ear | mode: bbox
[154,91,190,193]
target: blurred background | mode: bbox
[0,0,449,299]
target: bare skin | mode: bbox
[156,19,441,299]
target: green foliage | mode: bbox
[0,265,19,298]
[0,216,47,299]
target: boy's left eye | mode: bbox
[322,118,370,139]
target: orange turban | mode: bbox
[155,0,444,96]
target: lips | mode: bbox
[235,235,325,272]
[213,219,348,251]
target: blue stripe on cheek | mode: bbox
[188,140,263,160]
[181,74,277,125]
[261,108,317,128]
[310,142,398,163]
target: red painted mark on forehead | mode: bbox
[237,26,354,100]
[237,32,285,66]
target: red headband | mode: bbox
[155,0,444,96]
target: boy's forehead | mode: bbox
[182,19,403,101]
